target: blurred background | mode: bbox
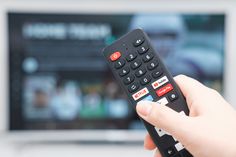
[0,0,236,157]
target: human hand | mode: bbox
[136,75,236,157]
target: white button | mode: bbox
[175,142,184,151]
[155,127,165,137]
[155,127,171,137]
[156,97,168,105]
[132,87,149,101]
[151,76,169,89]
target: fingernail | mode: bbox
[136,101,152,117]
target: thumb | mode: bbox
[136,100,191,137]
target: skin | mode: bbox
[136,75,236,157]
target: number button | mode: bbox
[130,59,142,70]
[128,82,139,93]
[137,45,149,54]
[114,59,125,69]
[135,67,147,77]
[147,59,159,70]
[140,75,151,85]
[119,67,130,77]
[123,75,135,85]
[126,52,137,62]
[133,37,144,47]
[142,53,154,62]
[152,68,163,78]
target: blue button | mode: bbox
[142,95,154,101]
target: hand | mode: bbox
[136,75,236,157]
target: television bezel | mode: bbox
[0,0,235,142]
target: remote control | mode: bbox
[102,29,192,157]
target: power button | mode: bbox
[110,51,121,61]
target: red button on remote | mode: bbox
[156,83,173,97]
[110,51,121,61]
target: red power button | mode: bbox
[110,51,121,61]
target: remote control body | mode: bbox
[102,29,192,157]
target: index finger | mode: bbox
[174,75,208,108]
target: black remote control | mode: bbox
[102,29,192,157]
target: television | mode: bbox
[0,0,235,142]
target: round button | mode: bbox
[140,75,151,85]
[130,59,142,70]
[126,52,137,62]
[123,75,135,85]
[147,59,159,70]
[119,67,130,77]
[128,82,139,93]
[152,68,163,78]
[114,59,125,69]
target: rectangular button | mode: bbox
[155,127,165,137]
[175,142,184,152]
[156,97,168,105]
[155,127,171,137]
[156,83,173,97]
[132,87,149,101]
[151,76,169,89]
[142,95,153,101]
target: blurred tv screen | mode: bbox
[8,13,225,130]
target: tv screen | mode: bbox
[8,13,225,130]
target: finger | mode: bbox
[136,101,191,137]
[174,75,208,108]
[144,134,156,150]
[154,149,162,157]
